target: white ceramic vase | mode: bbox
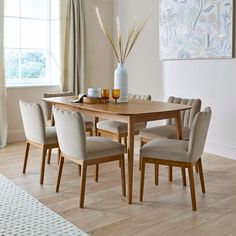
[114,63,128,103]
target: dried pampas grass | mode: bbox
[95,7,153,64]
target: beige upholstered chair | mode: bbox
[97,93,151,149]
[43,92,94,164]
[140,96,201,143]
[19,100,59,185]
[140,107,211,211]
[43,92,74,126]
[139,96,201,181]
[43,91,93,135]
[53,107,126,208]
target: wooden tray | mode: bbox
[83,97,105,104]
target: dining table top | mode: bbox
[43,96,192,116]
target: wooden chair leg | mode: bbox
[78,165,81,176]
[181,167,187,186]
[198,158,205,193]
[94,164,99,182]
[139,157,141,171]
[169,166,173,181]
[118,136,122,168]
[40,147,47,185]
[57,148,61,165]
[80,162,87,208]
[47,148,52,164]
[139,138,146,171]
[23,142,30,174]
[195,162,199,173]
[120,156,126,197]
[56,156,64,192]
[138,157,142,171]
[140,157,146,202]
[124,136,128,153]
[89,129,93,136]
[188,165,197,211]
[155,164,159,185]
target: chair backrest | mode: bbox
[53,107,86,160]
[166,96,201,129]
[43,92,74,121]
[19,100,46,144]
[128,94,151,128]
[128,93,151,101]
[188,107,211,162]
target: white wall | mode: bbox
[114,0,236,159]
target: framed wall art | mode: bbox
[159,0,234,60]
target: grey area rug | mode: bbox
[0,174,89,236]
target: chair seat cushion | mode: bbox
[86,137,125,160]
[140,138,189,162]
[140,125,190,141]
[45,127,58,144]
[97,120,146,134]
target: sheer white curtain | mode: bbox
[60,0,86,95]
[0,0,7,148]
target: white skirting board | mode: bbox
[7,129,25,143]
[205,142,236,160]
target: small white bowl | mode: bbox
[88,88,101,98]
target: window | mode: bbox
[4,0,60,86]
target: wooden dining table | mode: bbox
[43,96,191,204]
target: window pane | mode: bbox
[5,49,20,79]
[21,0,48,19]
[4,17,20,48]
[4,0,60,85]
[51,0,59,19]
[5,0,20,17]
[51,20,59,59]
[21,19,47,49]
[21,49,46,79]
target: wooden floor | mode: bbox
[1,141,236,236]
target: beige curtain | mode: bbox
[60,0,86,95]
[0,0,7,148]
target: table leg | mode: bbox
[94,117,99,136]
[176,111,183,140]
[94,116,99,180]
[127,116,135,204]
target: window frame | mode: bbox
[4,0,60,87]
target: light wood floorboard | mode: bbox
[0,141,236,236]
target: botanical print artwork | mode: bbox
[159,0,233,60]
